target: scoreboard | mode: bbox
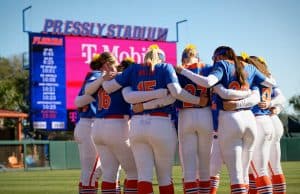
[29,32,177,130]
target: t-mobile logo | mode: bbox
[81,44,97,64]
[69,111,78,123]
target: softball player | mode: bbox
[74,55,102,194]
[102,45,205,194]
[210,84,260,194]
[176,45,213,194]
[243,56,274,194]
[269,87,287,194]
[87,52,139,194]
[177,46,255,194]
[176,46,276,194]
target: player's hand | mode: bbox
[258,100,270,109]
[175,64,184,74]
[223,100,238,111]
[240,83,250,90]
[199,94,209,107]
[269,107,278,115]
[132,103,144,113]
[103,72,117,81]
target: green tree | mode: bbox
[0,55,29,112]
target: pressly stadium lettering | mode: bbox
[42,18,168,41]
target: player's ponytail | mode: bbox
[90,53,102,70]
[237,52,271,78]
[144,44,165,71]
[248,56,271,78]
[118,57,135,72]
[213,46,247,86]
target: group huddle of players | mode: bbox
[74,44,286,194]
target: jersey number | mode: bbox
[98,88,111,110]
[228,81,249,90]
[183,84,207,108]
[261,87,271,103]
[137,80,157,91]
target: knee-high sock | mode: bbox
[159,183,174,194]
[210,176,220,194]
[255,176,272,194]
[138,181,153,194]
[231,184,247,194]
[272,174,286,194]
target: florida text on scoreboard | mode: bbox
[29,19,177,130]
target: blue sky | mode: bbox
[0,0,299,111]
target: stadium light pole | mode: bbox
[176,19,187,42]
[22,5,32,33]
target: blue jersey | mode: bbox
[271,86,278,98]
[115,63,178,115]
[210,61,266,110]
[251,85,272,116]
[176,63,213,109]
[87,70,130,118]
[78,71,101,118]
[94,87,131,118]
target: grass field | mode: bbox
[0,161,299,194]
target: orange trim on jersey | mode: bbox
[268,162,275,176]
[89,156,99,186]
[149,112,169,117]
[250,161,259,178]
[183,63,205,69]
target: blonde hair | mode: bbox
[249,56,271,77]
[181,44,198,63]
[144,44,165,71]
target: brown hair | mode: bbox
[118,57,135,72]
[90,53,102,70]
[248,56,271,77]
[213,46,247,86]
[99,52,118,67]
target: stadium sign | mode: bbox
[42,18,169,41]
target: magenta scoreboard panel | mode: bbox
[30,32,177,130]
[65,36,177,110]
